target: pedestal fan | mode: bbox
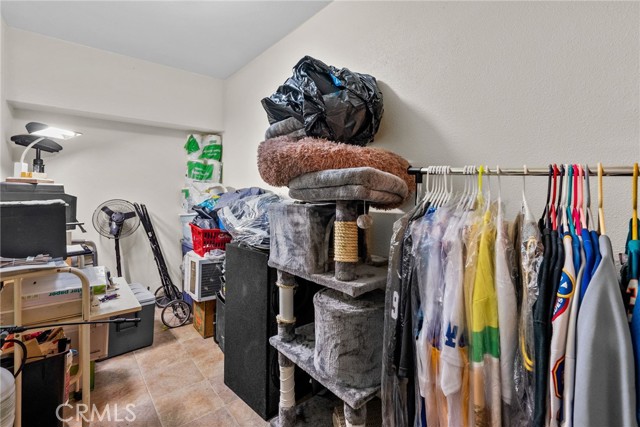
[92,199,140,277]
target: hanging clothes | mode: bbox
[463,207,484,426]
[512,210,543,427]
[440,210,471,427]
[548,232,576,426]
[495,199,518,425]
[383,165,638,427]
[560,240,584,427]
[470,208,501,427]
[532,225,555,427]
[578,227,595,307]
[413,208,442,427]
[625,218,640,426]
[381,201,428,427]
[574,235,637,427]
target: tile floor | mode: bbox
[65,308,270,427]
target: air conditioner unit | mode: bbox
[183,250,223,302]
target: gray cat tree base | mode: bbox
[270,168,408,427]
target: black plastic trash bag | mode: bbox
[261,56,383,146]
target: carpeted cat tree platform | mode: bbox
[260,136,413,427]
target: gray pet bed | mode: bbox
[289,167,408,207]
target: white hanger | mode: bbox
[522,164,534,221]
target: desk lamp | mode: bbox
[10,122,82,179]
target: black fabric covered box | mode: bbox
[0,200,67,258]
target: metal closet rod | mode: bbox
[407,165,635,177]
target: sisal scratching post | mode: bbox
[334,201,358,281]
[276,270,297,426]
[276,270,296,342]
[278,353,296,427]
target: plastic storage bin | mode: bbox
[190,223,232,256]
[107,283,155,358]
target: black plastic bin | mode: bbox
[1,350,69,427]
[107,284,155,358]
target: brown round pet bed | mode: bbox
[257,136,415,207]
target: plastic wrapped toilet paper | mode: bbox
[200,135,222,161]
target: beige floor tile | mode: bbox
[193,351,224,379]
[63,395,159,426]
[95,353,137,372]
[226,397,270,426]
[144,358,204,402]
[181,407,239,427]
[181,336,218,361]
[134,339,184,376]
[89,399,162,427]
[170,323,203,342]
[154,379,224,427]
[149,327,179,346]
[92,376,151,408]
[209,373,238,404]
[94,356,143,391]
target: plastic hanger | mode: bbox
[572,165,579,228]
[466,165,476,211]
[434,166,443,208]
[555,165,565,231]
[430,165,440,206]
[577,165,586,229]
[522,164,533,221]
[584,164,594,230]
[497,165,503,203]
[598,162,606,235]
[542,164,552,226]
[566,164,576,235]
[444,166,453,206]
[561,164,571,234]
[478,165,490,213]
[633,162,638,240]
[455,166,469,210]
[470,165,479,210]
[437,166,446,208]
[422,168,431,203]
[550,164,559,230]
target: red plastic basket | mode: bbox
[189,223,232,256]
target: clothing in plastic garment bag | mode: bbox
[382,202,427,427]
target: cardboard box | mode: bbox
[193,299,215,338]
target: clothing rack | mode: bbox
[407,164,637,205]
[407,165,634,178]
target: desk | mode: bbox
[0,266,141,427]
[93,277,141,320]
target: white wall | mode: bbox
[223,1,640,255]
[3,27,225,289]
[0,18,12,179]
[11,107,188,289]
[5,27,224,132]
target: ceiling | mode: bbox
[1,1,331,79]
